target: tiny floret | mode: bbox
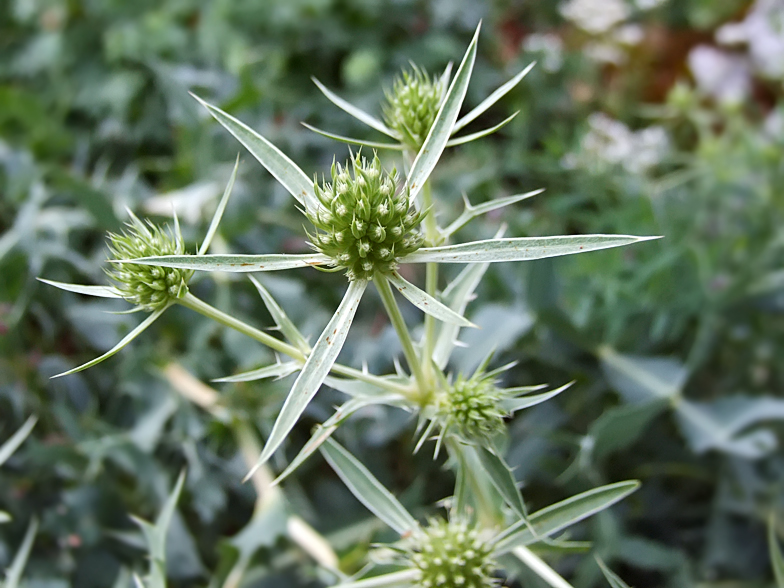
[307,153,423,280]
[107,217,193,311]
[408,519,497,588]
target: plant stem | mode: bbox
[512,546,575,588]
[421,180,439,388]
[178,292,411,396]
[375,275,429,399]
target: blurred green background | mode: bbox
[2,0,784,586]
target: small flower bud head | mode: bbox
[306,153,423,280]
[436,372,508,442]
[408,519,496,588]
[106,217,193,311]
[383,65,445,150]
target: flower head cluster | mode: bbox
[408,519,497,588]
[306,153,423,281]
[383,66,445,150]
[436,371,507,442]
[107,217,192,311]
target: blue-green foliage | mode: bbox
[2,0,783,586]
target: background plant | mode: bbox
[2,1,784,587]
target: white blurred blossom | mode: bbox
[560,0,630,34]
[688,45,751,104]
[562,113,670,174]
[635,0,667,9]
[522,33,564,72]
[716,0,784,80]
[585,41,626,65]
[613,23,645,46]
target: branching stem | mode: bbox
[421,180,440,388]
[374,275,429,400]
[179,292,411,396]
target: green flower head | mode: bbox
[436,370,507,442]
[408,518,498,588]
[306,152,424,281]
[107,217,193,311]
[383,65,445,150]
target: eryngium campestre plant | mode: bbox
[307,153,423,280]
[407,519,497,588]
[107,216,192,311]
[383,65,445,150]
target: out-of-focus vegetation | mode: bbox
[1,0,784,586]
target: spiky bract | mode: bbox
[437,372,507,442]
[307,153,423,281]
[409,519,497,588]
[383,65,444,150]
[107,218,193,311]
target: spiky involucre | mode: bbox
[383,65,445,150]
[107,218,193,311]
[306,153,423,281]
[438,372,507,442]
[409,519,498,588]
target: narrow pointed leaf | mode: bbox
[132,470,186,588]
[387,271,474,327]
[274,394,402,485]
[312,77,399,139]
[501,382,573,414]
[475,445,527,521]
[446,111,519,147]
[301,123,404,150]
[212,361,300,383]
[154,470,186,545]
[335,569,421,588]
[191,93,317,210]
[443,189,543,238]
[501,384,549,396]
[438,61,454,98]
[250,280,368,474]
[401,235,660,264]
[404,23,480,203]
[596,557,632,588]
[249,275,311,353]
[0,416,37,467]
[199,154,239,255]
[771,516,784,588]
[453,62,536,133]
[115,253,330,273]
[5,518,38,588]
[52,306,168,378]
[493,481,640,554]
[38,278,122,298]
[320,437,417,535]
[432,226,505,368]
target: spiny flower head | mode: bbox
[437,371,507,442]
[383,65,445,150]
[408,518,497,588]
[107,218,193,311]
[306,153,423,281]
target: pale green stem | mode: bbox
[420,180,439,388]
[178,292,410,396]
[375,275,429,400]
[512,546,575,588]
